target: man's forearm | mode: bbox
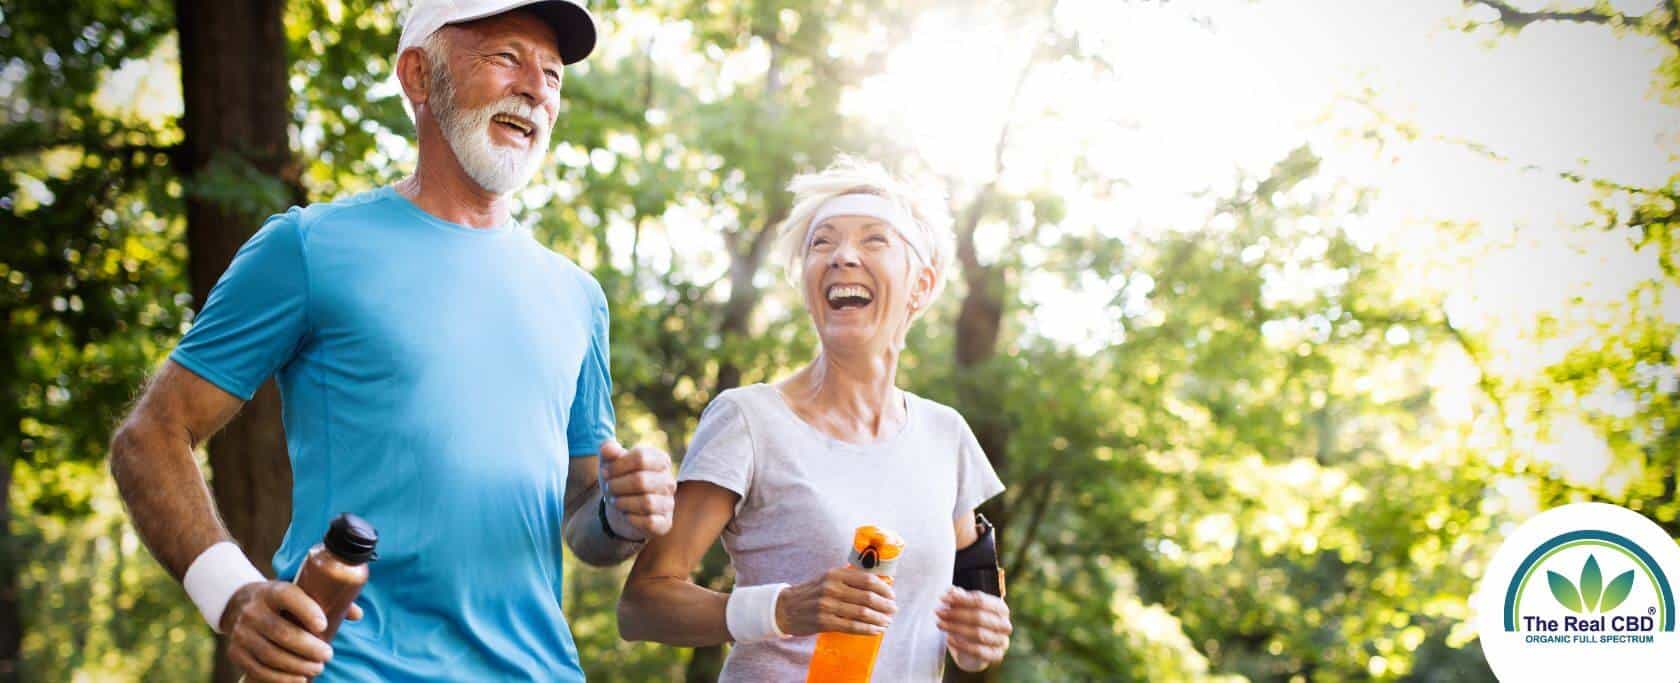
[109,418,235,579]
[563,485,644,567]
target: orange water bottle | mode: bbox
[806,526,904,683]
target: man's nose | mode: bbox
[512,59,549,106]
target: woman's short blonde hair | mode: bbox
[778,156,955,322]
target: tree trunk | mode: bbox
[944,192,1009,683]
[684,192,791,682]
[174,1,297,680]
[204,384,293,683]
[0,458,17,682]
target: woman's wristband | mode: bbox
[726,583,790,643]
[182,541,265,633]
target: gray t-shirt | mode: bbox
[677,383,1006,682]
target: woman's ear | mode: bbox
[910,263,937,311]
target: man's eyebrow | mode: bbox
[504,37,563,68]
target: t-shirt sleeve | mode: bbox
[169,210,311,401]
[676,394,754,512]
[953,411,1006,521]
[567,278,616,456]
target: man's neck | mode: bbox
[396,125,511,229]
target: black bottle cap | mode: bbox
[323,513,378,565]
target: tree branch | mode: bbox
[1440,307,1518,448]
[1467,0,1632,28]
[0,131,181,164]
[1005,476,1058,582]
[1464,0,1679,50]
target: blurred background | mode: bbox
[3,0,1678,680]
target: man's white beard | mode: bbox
[430,73,551,195]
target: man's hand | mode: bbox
[937,587,1012,672]
[220,580,361,682]
[599,440,677,540]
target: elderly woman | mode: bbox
[618,158,1013,679]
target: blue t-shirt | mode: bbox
[172,186,613,680]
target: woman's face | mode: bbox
[801,214,932,354]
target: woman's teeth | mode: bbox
[826,285,873,309]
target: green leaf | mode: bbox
[1600,570,1636,613]
[1549,570,1584,612]
[1582,555,1603,612]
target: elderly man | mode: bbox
[108,1,675,680]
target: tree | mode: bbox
[173,2,300,680]
[1453,0,1680,536]
[0,0,191,677]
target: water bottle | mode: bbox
[292,513,377,642]
[806,526,904,683]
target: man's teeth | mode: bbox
[826,285,872,302]
[492,114,532,134]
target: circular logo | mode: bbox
[1476,502,1680,681]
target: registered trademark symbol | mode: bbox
[1649,606,1657,615]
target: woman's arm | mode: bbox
[939,509,1013,672]
[619,481,901,647]
[618,480,738,646]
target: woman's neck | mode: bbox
[778,346,905,443]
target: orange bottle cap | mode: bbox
[850,525,905,562]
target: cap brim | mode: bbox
[527,1,596,65]
[444,1,597,66]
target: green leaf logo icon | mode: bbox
[1549,569,1584,612]
[1581,555,1603,612]
[1547,555,1638,613]
[1600,570,1636,612]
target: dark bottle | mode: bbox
[293,513,377,641]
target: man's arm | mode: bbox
[562,441,676,566]
[110,360,337,681]
[109,360,245,579]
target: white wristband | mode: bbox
[727,583,790,643]
[183,541,266,633]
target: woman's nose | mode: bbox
[830,242,861,267]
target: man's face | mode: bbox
[425,10,564,195]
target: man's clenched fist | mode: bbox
[598,440,677,541]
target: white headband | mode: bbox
[806,194,931,267]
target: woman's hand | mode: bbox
[775,566,897,637]
[937,587,1011,671]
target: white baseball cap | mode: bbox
[398,0,597,65]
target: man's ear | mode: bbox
[396,46,433,113]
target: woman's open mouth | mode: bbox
[825,284,874,310]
